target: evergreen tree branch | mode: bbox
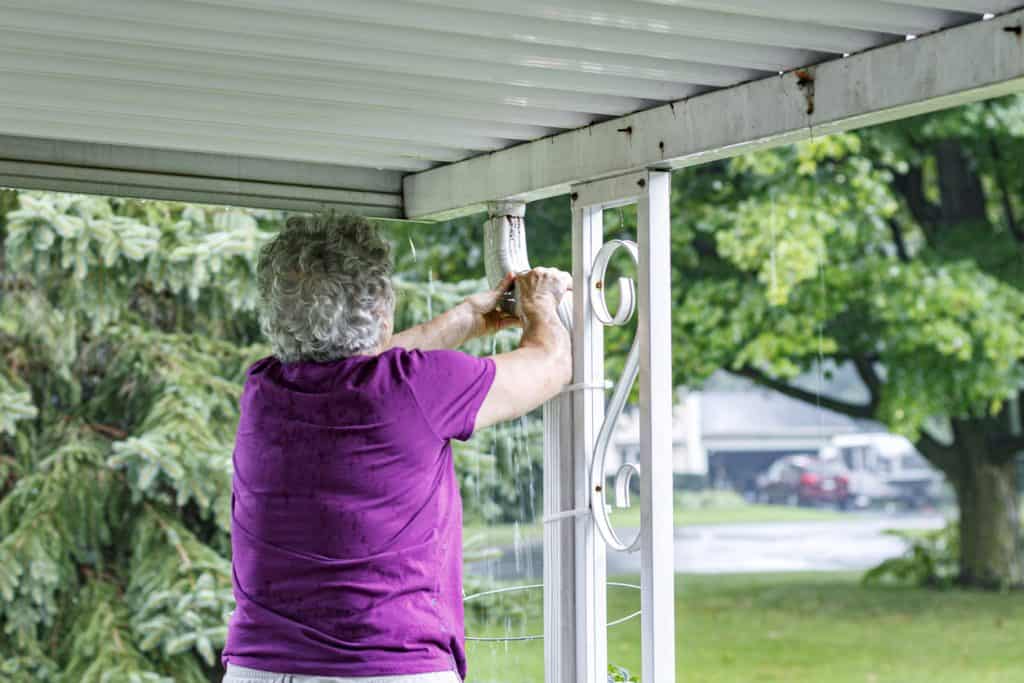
[86,423,128,440]
[127,508,233,674]
[60,581,171,683]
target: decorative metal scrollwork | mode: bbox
[588,239,644,553]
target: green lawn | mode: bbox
[465,572,1024,683]
[463,494,844,553]
[608,496,845,529]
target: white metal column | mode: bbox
[636,170,676,680]
[543,392,577,683]
[543,169,675,683]
[570,201,608,682]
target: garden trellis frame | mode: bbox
[2,2,1024,681]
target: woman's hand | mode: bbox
[388,273,523,351]
[472,268,574,431]
[515,267,573,317]
[462,272,522,338]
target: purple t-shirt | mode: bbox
[222,347,496,680]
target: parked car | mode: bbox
[820,433,945,510]
[754,455,852,508]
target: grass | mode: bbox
[463,492,845,552]
[609,493,845,529]
[464,571,1024,683]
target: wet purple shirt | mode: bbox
[222,347,495,680]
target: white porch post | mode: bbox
[570,200,608,682]
[543,392,577,683]
[637,170,676,680]
[548,170,674,683]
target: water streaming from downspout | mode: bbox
[426,268,434,319]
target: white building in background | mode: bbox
[608,390,707,477]
[607,386,870,491]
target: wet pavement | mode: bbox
[466,513,947,580]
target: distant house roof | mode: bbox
[611,386,877,454]
[699,389,867,437]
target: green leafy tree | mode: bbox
[410,98,1024,589]
[0,192,530,680]
[667,97,1024,588]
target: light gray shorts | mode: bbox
[222,664,461,683]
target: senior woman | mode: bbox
[221,213,572,683]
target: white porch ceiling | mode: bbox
[0,1,1022,217]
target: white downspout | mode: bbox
[484,201,572,329]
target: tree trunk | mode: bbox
[951,423,1023,588]
[934,140,988,226]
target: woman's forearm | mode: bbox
[387,302,479,351]
[519,297,572,376]
[388,274,519,352]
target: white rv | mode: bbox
[819,433,946,509]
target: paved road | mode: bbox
[466,513,947,580]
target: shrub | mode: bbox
[862,524,959,588]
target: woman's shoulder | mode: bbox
[245,355,279,378]
[242,349,486,391]
[383,348,494,395]
[383,346,481,372]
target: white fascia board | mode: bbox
[0,135,405,217]
[404,9,1024,220]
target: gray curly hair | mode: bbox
[256,212,394,363]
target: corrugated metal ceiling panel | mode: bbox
[0,0,1013,179]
